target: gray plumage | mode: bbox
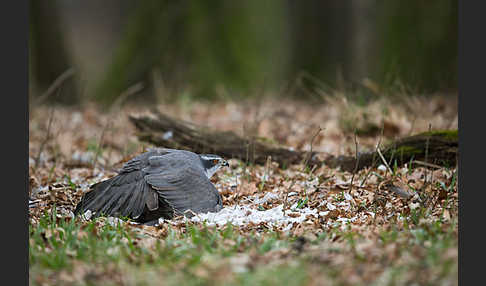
[74,148,228,224]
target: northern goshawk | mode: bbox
[74,148,228,224]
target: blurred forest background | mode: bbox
[29,0,457,106]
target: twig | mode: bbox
[242,123,251,183]
[424,124,432,186]
[92,82,144,169]
[408,116,417,136]
[92,121,110,169]
[387,138,397,172]
[283,177,297,211]
[360,122,384,187]
[377,147,393,174]
[413,160,442,169]
[302,126,323,167]
[350,130,359,192]
[35,107,55,167]
[34,68,75,106]
[284,126,322,210]
[447,115,458,130]
[33,68,73,167]
[112,82,144,111]
[263,156,272,184]
[233,170,240,210]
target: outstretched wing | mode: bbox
[143,154,223,217]
[74,171,157,219]
[74,148,174,219]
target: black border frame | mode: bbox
[1,0,29,284]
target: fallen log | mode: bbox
[129,109,314,167]
[324,130,458,172]
[129,110,458,171]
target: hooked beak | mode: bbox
[222,160,229,167]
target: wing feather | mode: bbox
[144,165,223,216]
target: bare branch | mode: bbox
[413,160,442,169]
[424,123,432,185]
[350,130,359,192]
[377,147,393,174]
[284,126,322,210]
[35,107,55,167]
[34,68,75,106]
[360,122,384,187]
[92,82,144,169]
[302,126,323,167]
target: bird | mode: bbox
[74,148,229,225]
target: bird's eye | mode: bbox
[213,159,219,164]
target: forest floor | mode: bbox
[29,94,458,286]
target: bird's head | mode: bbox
[199,154,229,178]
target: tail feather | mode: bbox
[124,180,146,218]
[97,181,136,217]
[74,173,147,219]
[74,170,175,222]
[74,178,114,215]
[109,182,137,217]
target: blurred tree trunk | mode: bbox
[349,0,377,83]
[377,0,457,91]
[29,0,77,105]
[92,0,182,106]
[287,0,353,94]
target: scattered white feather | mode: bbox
[162,131,173,140]
[71,150,95,164]
[344,192,353,201]
[191,204,317,227]
[253,192,279,204]
[377,164,387,172]
[107,217,124,226]
[82,210,93,220]
[326,202,336,210]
